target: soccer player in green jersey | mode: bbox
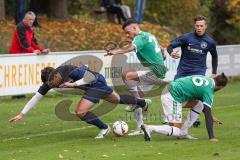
[141,73,228,142]
[105,18,168,136]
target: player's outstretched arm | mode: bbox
[209,45,218,78]
[202,104,218,142]
[104,44,135,56]
[166,44,180,59]
[9,113,25,123]
[60,70,97,88]
[9,92,43,123]
[161,47,167,60]
[213,116,223,125]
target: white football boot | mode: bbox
[128,129,144,136]
[140,124,152,141]
[95,125,111,139]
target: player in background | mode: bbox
[166,15,218,127]
[141,73,228,142]
[9,65,151,139]
[105,18,168,136]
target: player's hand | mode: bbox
[211,74,217,78]
[104,51,113,56]
[170,51,180,59]
[161,47,167,60]
[209,138,219,142]
[213,116,223,125]
[34,50,41,55]
[41,48,50,54]
[60,82,77,88]
[9,113,24,123]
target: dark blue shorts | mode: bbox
[82,75,113,104]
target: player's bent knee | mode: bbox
[184,100,199,108]
[75,110,86,118]
[125,72,138,81]
[169,123,182,128]
[122,70,136,80]
[122,72,127,81]
[104,91,120,104]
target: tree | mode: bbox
[0,0,5,20]
[210,0,240,44]
[48,0,68,19]
[144,0,214,33]
[226,0,240,25]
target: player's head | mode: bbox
[194,15,207,36]
[23,11,36,27]
[41,67,55,83]
[214,73,228,91]
[47,70,63,88]
[122,18,140,39]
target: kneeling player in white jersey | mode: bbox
[141,73,228,142]
[105,19,168,136]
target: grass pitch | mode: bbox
[1,81,240,160]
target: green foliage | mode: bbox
[226,0,240,25]
[144,0,214,33]
[68,0,101,16]
[5,0,16,17]
[0,18,173,54]
[210,0,240,44]
[2,0,240,44]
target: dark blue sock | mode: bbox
[119,95,146,107]
[80,112,108,129]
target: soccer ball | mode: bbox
[112,121,128,136]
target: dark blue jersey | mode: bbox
[38,65,91,95]
[67,66,107,89]
[170,32,218,79]
[38,65,113,103]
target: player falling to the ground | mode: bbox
[166,15,218,127]
[141,73,228,142]
[105,18,168,136]
[9,65,151,139]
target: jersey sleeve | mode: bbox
[170,34,188,48]
[209,42,218,74]
[38,83,51,95]
[202,91,214,108]
[68,67,87,81]
[132,34,145,53]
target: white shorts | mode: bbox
[137,70,163,94]
[161,86,187,123]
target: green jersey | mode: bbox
[169,75,215,108]
[132,31,167,79]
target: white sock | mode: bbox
[134,108,144,130]
[125,80,144,130]
[148,125,180,137]
[181,101,204,135]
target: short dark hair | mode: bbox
[194,15,207,23]
[215,73,228,87]
[122,18,137,30]
[48,71,63,88]
[41,67,55,83]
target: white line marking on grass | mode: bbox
[2,126,94,142]
[217,104,240,109]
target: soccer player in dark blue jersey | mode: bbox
[166,15,218,127]
[9,65,151,139]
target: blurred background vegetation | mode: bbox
[0,0,239,54]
